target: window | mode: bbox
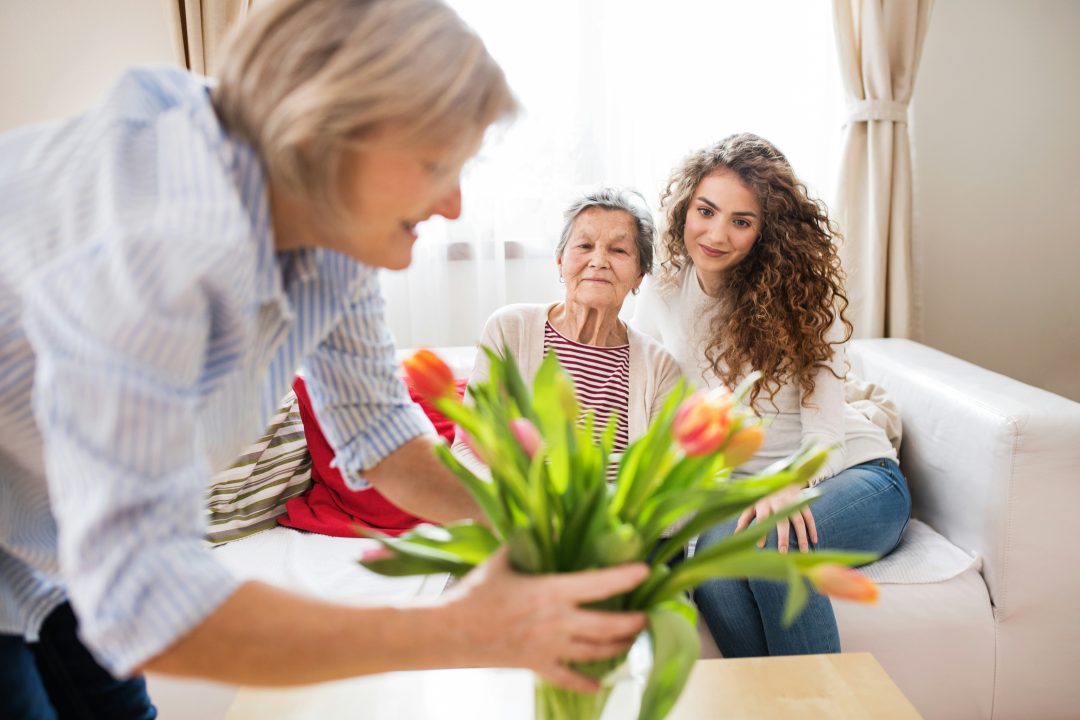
[383,0,842,348]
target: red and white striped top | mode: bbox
[543,322,631,454]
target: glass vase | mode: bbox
[533,635,651,720]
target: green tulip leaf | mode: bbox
[645,548,793,606]
[400,522,501,564]
[358,552,475,578]
[638,599,700,720]
[594,523,645,566]
[507,525,544,574]
[649,477,806,564]
[433,443,508,537]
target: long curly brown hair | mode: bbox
[658,133,852,409]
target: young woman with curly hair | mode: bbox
[634,133,911,657]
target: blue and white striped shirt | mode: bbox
[0,67,433,675]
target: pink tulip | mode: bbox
[806,564,879,603]
[456,427,487,463]
[510,418,542,459]
[673,387,735,456]
[360,545,394,563]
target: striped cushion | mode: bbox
[205,391,313,545]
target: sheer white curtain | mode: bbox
[384,0,845,349]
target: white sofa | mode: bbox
[836,339,1080,719]
[149,339,1080,719]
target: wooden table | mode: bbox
[226,652,921,719]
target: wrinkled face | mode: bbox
[557,208,643,312]
[328,129,481,270]
[683,169,761,291]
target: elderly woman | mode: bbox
[452,188,681,475]
[0,0,647,714]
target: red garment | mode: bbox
[278,376,465,537]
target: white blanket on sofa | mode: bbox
[212,527,448,604]
[860,519,979,585]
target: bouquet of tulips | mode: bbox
[361,347,878,720]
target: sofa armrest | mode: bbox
[849,339,1080,618]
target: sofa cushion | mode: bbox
[836,561,995,720]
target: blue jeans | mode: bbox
[692,458,911,657]
[0,602,157,719]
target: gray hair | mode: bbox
[212,0,518,236]
[556,188,656,275]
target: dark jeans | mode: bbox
[0,602,156,720]
[693,458,911,657]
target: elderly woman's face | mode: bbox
[332,127,481,270]
[558,208,643,312]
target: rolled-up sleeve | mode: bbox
[301,268,433,490]
[22,232,240,677]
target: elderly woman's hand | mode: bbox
[441,547,649,692]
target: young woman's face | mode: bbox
[330,129,480,270]
[682,169,761,291]
[558,208,644,312]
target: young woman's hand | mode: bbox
[441,547,649,692]
[734,485,818,553]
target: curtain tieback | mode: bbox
[845,98,909,124]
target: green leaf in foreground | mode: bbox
[638,598,700,720]
[357,522,499,577]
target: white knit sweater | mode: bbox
[633,265,896,483]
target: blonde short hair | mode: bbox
[212,0,518,233]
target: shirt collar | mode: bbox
[197,78,320,308]
[222,133,289,308]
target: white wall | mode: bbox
[910,0,1080,401]
[0,0,176,132]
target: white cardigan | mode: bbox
[450,302,682,475]
[633,267,896,482]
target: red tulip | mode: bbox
[722,424,765,467]
[510,418,542,459]
[403,349,457,403]
[673,387,735,456]
[806,564,879,603]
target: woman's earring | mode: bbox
[558,276,565,284]
[631,287,640,296]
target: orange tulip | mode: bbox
[403,349,457,403]
[722,424,765,467]
[510,418,542,459]
[673,387,735,456]
[806,564,879,603]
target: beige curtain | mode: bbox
[832,0,933,338]
[164,0,253,75]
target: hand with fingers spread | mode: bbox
[735,484,818,554]
[441,548,649,692]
